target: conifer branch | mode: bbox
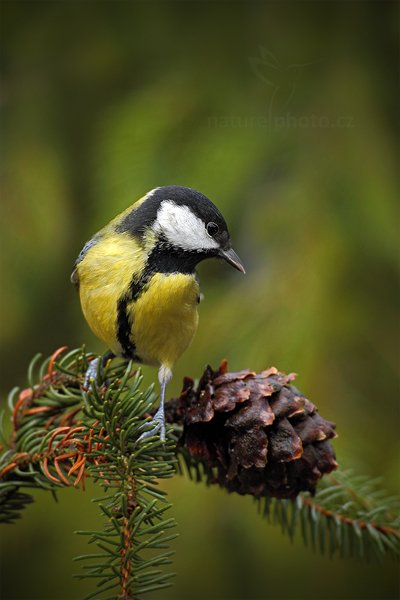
[176,444,400,561]
[0,348,177,598]
[260,470,400,560]
[0,347,399,600]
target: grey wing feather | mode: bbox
[70,236,99,288]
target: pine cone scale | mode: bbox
[225,396,275,429]
[268,418,303,462]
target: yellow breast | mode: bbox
[130,273,199,368]
[77,233,146,356]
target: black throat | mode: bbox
[145,241,213,275]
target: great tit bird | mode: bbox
[72,185,245,441]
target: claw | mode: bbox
[138,408,166,442]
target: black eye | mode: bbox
[206,222,219,237]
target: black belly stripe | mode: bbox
[116,273,152,360]
[116,295,139,360]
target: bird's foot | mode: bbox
[81,358,101,410]
[83,357,101,390]
[83,351,115,390]
[138,407,166,443]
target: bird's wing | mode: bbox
[71,237,100,288]
[71,195,148,287]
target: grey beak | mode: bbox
[218,247,246,274]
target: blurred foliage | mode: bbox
[0,1,399,599]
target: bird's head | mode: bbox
[117,186,245,274]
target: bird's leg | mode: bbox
[138,365,172,442]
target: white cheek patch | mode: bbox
[154,201,219,251]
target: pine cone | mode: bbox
[166,361,338,499]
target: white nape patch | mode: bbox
[144,187,161,200]
[154,200,219,251]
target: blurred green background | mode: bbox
[1,2,399,599]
